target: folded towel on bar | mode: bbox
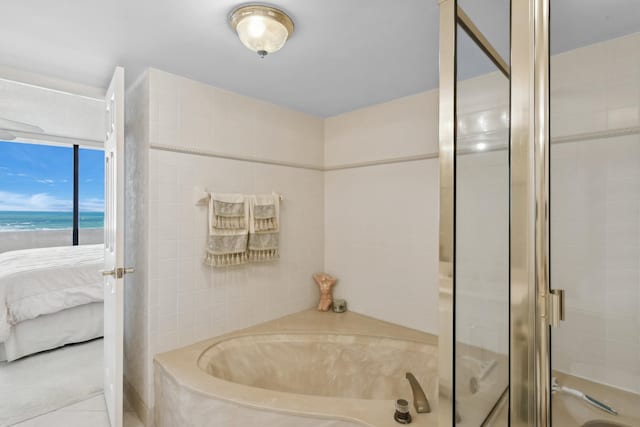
[248,194,280,263]
[204,193,249,267]
[208,193,247,231]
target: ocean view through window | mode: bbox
[0,140,104,253]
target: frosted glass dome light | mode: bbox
[230,5,294,58]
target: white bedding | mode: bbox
[0,302,104,362]
[0,244,104,342]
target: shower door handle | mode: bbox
[548,289,565,327]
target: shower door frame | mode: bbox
[437,0,554,425]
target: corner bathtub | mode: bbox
[154,310,438,427]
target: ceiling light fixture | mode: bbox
[230,5,294,58]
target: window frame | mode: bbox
[73,144,79,245]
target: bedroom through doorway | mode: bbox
[0,73,111,426]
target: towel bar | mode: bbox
[194,188,284,205]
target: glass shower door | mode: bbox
[441,1,637,426]
[455,27,510,424]
[549,3,640,426]
[455,17,510,427]
[438,1,511,425]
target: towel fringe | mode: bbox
[248,248,279,263]
[254,217,277,232]
[214,216,246,230]
[203,251,249,267]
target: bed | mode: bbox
[0,244,104,361]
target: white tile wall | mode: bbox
[130,69,326,417]
[323,88,441,335]
[550,33,640,138]
[324,159,439,333]
[324,91,439,168]
[148,69,324,167]
[147,150,325,360]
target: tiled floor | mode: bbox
[12,395,144,427]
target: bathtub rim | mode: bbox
[154,309,438,427]
[154,357,375,427]
[195,331,435,401]
[196,330,434,370]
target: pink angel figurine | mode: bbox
[313,273,337,312]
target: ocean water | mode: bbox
[0,211,104,231]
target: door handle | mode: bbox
[100,267,136,279]
[548,289,565,327]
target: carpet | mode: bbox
[0,338,103,426]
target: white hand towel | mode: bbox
[209,193,246,233]
[248,194,280,263]
[204,193,249,267]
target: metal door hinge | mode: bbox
[548,289,565,327]
[100,267,135,279]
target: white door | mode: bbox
[103,66,127,427]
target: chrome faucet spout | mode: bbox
[405,372,431,413]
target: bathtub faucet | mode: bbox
[405,372,431,413]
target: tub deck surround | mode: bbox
[154,310,439,427]
[199,334,432,401]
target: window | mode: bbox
[78,147,105,245]
[0,140,104,251]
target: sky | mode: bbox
[0,140,104,212]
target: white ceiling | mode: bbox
[0,78,104,143]
[1,1,639,117]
